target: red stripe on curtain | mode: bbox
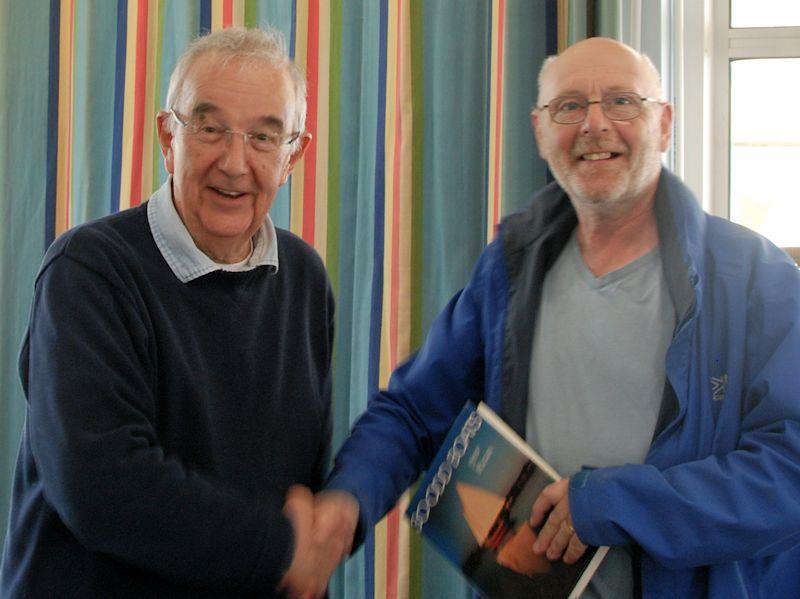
[62,0,75,232]
[384,0,406,595]
[222,0,233,28]
[129,0,149,207]
[302,0,319,244]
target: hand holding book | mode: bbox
[530,478,589,565]
[406,402,608,598]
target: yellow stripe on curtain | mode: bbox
[55,0,75,237]
[486,0,505,243]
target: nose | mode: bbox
[580,101,611,136]
[216,131,249,177]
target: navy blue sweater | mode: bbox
[1,203,334,597]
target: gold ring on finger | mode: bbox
[562,519,576,535]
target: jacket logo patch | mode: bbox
[711,374,727,402]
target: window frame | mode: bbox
[670,0,800,220]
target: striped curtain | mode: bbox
[0,1,566,597]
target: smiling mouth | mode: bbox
[579,152,621,161]
[211,186,247,199]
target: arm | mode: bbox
[325,242,502,532]
[23,250,293,589]
[570,264,800,569]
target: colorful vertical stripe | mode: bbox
[54,0,75,238]
[372,0,416,597]
[210,0,246,31]
[486,0,505,242]
[117,0,165,209]
[290,1,309,242]
[45,0,61,247]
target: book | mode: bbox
[406,401,609,599]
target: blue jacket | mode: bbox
[328,169,800,597]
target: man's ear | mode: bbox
[280,132,312,186]
[658,102,673,152]
[530,110,547,160]
[156,111,175,174]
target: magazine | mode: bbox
[406,402,609,599]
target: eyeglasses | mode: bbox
[538,92,666,124]
[169,108,301,153]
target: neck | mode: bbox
[574,196,659,277]
[198,237,253,264]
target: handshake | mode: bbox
[278,486,360,599]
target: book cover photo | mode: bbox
[406,402,608,599]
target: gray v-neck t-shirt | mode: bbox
[526,233,676,598]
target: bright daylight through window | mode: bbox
[727,0,800,248]
[729,58,800,248]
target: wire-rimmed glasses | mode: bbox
[538,92,666,124]
[170,108,301,152]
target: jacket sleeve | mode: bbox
[22,248,293,590]
[570,258,800,570]
[325,241,503,531]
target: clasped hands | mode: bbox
[529,478,588,565]
[279,486,360,599]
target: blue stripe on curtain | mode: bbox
[199,0,211,35]
[45,0,60,250]
[364,0,389,595]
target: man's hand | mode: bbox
[312,490,360,568]
[529,478,587,565]
[279,485,320,599]
[278,486,360,599]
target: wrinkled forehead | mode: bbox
[539,44,660,103]
[178,53,295,116]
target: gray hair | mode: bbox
[535,40,663,107]
[165,26,307,134]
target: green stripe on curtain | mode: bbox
[0,0,52,549]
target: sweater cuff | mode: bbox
[246,505,295,591]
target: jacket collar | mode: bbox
[502,167,704,320]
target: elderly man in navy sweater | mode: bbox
[0,27,354,598]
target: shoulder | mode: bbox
[275,228,329,280]
[38,205,152,284]
[704,215,799,287]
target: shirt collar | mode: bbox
[147,178,279,283]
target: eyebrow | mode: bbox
[190,102,287,131]
[553,86,636,97]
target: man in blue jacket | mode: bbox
[0,27,352,598]
[323,37,800,597]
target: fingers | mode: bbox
[279,486,360,599]
[563,531,588,565]
[529,478,569,528]
[529,478,586,563]
[284,485,314,532]
[280,486,322,599]
[530,479,569,552]
[313,491,359,561]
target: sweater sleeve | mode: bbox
[570,260,800,570]
[22,248,293,591]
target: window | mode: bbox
[729,58,800,248]
[671,0,800,249]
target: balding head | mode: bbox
[537,38,663,108]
